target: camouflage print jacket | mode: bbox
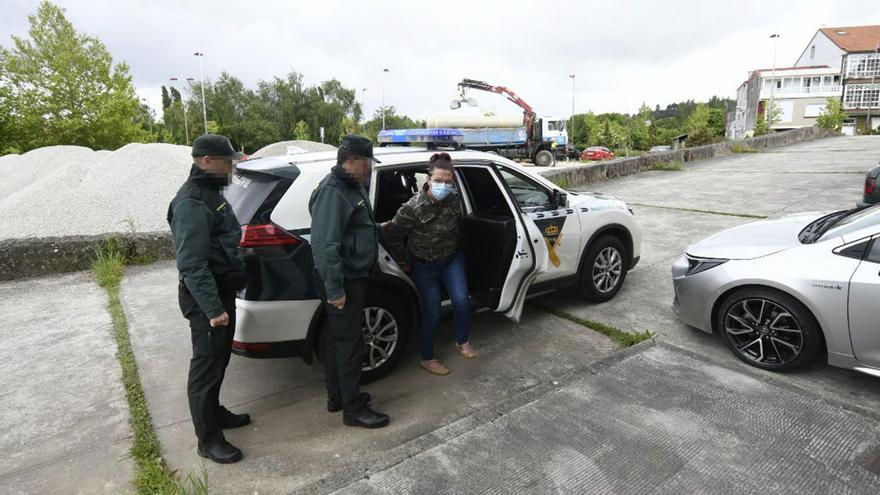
[384,189,462,269]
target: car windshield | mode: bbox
[800,205,880,243]
[819,204,880,241]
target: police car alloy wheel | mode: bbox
[361,306,399,372]
[358,289,412,383]
[578,235,628,302]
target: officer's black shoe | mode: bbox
[327,392,372,413]
[197,440,243,464]
[343,405,390,429]
[217,406,251,429]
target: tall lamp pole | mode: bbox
[768,33,780,129]
[194,50,209,134]
[169,77,195,145]
[360,88,368,132]
[569,74,576,157]
[867,42,879,133]
[381,68,390,130]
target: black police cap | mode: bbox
[191,134,243,159]
[339,134,381,163]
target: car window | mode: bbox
[867,239,880,264]
[374,165,429,223]
[457,166,513,217]
[496,167,554,212]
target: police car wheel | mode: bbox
[578,235,628,303]
[359,290,411,383]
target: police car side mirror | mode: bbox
[552,190,567,209]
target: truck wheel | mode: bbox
[534,150,554,167]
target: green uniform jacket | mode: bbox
[385,188,462,270]
[309,166,378,300]
[167,165,244,319]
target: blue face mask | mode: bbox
[430,182,454,201]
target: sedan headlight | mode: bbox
[685,256,728,276]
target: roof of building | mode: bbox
[753,65,830,73]
[819,25,880,53]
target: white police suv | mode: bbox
[225,142,641,382]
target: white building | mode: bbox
[795,25,880,135]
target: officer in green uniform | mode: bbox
[309,135,390,428]
[168,134,251,464]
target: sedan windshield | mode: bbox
[800,205,880,243]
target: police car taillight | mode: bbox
[240,224,300,247]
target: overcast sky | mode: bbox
[3,0,879,123]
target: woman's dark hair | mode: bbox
[428,152,453,175]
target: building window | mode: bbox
[844,84,880,109]
[810,45,816,60]
[846,54,880,79]
[804,104,826,118]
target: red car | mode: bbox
[581,146,615,161]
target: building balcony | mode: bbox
[759,86,841,99]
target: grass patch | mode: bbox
[532,303,654,348]
[91,240,208,494]
[629,202,768,219]
[650,160,684,171]
[729,142,758,153]
[550,176,571,189]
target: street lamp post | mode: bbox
[381,68,389,130]
[194,50,209,134]
[169,77,194,145]
[768,33,780,129]
[867,42,879,133]
[569,74,575,159]
[360,88,368,132]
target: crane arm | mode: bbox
[457,78,536,122]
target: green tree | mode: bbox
[816,97,844,132]
[363,107,422,143]
[0,1,149,152]
[294,120,311,140]
[161,86,171,110]
[754,101,781,136]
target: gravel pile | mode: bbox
[0,143,192,239]
[250,140,336,159]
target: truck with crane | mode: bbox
[428,78,571,167]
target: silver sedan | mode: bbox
[672,205,880,377]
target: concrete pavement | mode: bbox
[335,343,880,494]
[0,272,132,494]
[120,261,615,493]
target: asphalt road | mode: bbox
[3,135,879,494]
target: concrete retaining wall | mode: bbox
[0,233,174,282]
[0,127,837,281]
[540,126,838,189]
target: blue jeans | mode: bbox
[411,251,470,360]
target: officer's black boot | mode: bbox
[198,439,243,464]
[343,403,390,428]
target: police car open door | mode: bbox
[456,164,548,322]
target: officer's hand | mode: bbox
[328,295,346,310]
[210,312,230,327]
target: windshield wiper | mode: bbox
[799,211,848,244]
